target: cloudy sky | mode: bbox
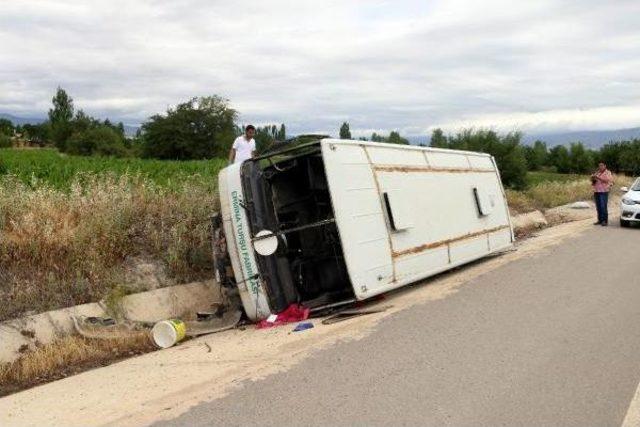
[1,0,640,137]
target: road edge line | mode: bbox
[622,379,640,427]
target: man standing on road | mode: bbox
[591,161,613,226]
[229,125,256,164]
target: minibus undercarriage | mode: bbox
[238,145,353,313]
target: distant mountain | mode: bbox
[522,127,640,148]
[0,113,45,125]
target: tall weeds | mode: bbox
[506,174,632,214]
[0,173,217,321]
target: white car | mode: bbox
[620,178,640,227]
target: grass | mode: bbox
[508,172,634,214]
[0,333,154,397]
[526,170,585,186]
[0,148,226,191]
[0,148,226,321]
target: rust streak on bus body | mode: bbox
[392,225,511,258]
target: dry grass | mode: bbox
[507,174,633,214]
[0,333,155,396]
[0,173,218,321]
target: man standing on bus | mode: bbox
[229,125,256,164]
[591,161,613,226]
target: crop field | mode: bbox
[0,148,226,321]
[0,148,226,190]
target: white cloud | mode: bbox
[1,0,640,136]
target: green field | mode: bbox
[0,148,227,190]
[526,170,586,186]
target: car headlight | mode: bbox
[622,198,638,205]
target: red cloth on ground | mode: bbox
[256,304,310,329]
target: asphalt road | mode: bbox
[157,223,640,427]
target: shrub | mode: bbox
[430,128,528,189]
[0,132,11,148]
[66,126,128,157]
[141,95,237,160]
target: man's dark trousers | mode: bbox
[594,191,609,224]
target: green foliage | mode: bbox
[429,128,528,189]
[548,145,571,173]
[71,109,101,134]
[596,139,640,175]
[0,119,13,136]
[526,171,584,186]
[430,128,447,148]
[248,123,287,153]
[66,126,128,157]
[370,131,409,145]
[141,96,237,160]
[339,122,351,139]
[618,141,640,175]
[0,133,11,148]
[523,140,548,170]
[22,123,50,145]
[388,131,409,145]
[48,87,75,150]
[0,148,225,191]
[568,142,593,174]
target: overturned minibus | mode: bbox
[214,138,514,321]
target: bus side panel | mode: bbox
[321,139,513,300]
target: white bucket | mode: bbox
[152,319,187,348]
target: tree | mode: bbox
[0,132,11,148]
[370,132,384,142]
[141,95,237,159]
[598,142,624,173]
[430,128,447,148]
[618,140,640,176]
[48,87,75,150]
[432,128,528,189]
[72,109,100,133]
[549,145,571,173]
[66,126,127,157]
[524,140,548,170]
[0,118,13,136]
[22,123,50,145]
[277,124,286,141]
[568,142,593,174]
[254,125,276,153]
[388,131,409,145]
[339,122,351,139]
[369,131,409,145]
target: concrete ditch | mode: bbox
[0,280,221,364]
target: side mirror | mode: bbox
[620,187,629,192]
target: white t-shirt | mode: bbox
[232,136,256,163]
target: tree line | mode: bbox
[428,128,640,188]
[338,121,409,145]
[4,88,290,160]
[3,88,640,189]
